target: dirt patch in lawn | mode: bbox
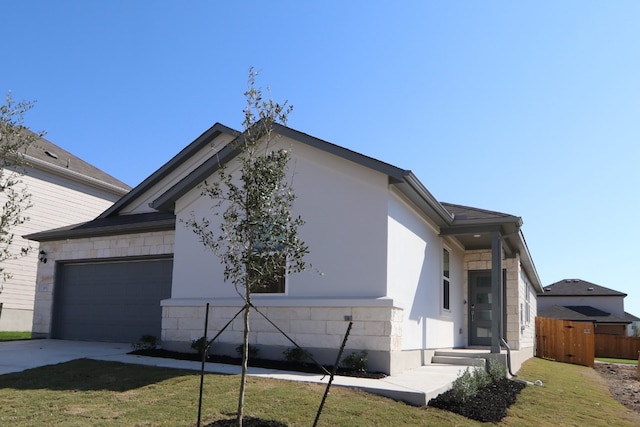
[594,362,640,413]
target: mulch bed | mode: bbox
[129,348,387,379]
[428,378,526,423]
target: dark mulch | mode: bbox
[428,378,526,423]
[204,416,288,427]
[129,348,386,379]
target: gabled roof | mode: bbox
[24,121,543,291]
[23,131,130,195]
[625,312,640,322]
[540,279,627,297]
[538,305,631,324]
[99,122,237,218]
[149,123,454,227]
[442,203,521,224]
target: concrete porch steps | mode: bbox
[431,349,489,368]
[431,355,486,367]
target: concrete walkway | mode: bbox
[0,339,467,406]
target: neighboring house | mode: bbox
[538,279,640,336]
[27,123,543,375]
[0,133,130,331]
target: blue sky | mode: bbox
[3,1,640,316]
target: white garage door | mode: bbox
[51,258,173,343]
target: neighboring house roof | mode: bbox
[625,312,640,322]
[24,122,543,291]
[24,131,131,194]
[538,305,631,324]
[539,279,627,297]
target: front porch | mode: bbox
[429,347,533,376]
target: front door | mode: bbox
[468,271,493,346]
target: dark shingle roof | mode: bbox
[25,211,175,241]
[625,312,640,322]
[540,279,626,297]
[538,305,631,324]
[441,203,516,222]
[24,131,130,193]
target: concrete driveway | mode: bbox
[0,339,130,375]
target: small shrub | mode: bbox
[191,337,208,356]
[342,350,368,372]
[487,359,507,382]
[472,365,491,388]
[450,368,479,403]
[283,347,312,363]
[449,361,507,404]
[236,344,259,359]
[131,335,158,351]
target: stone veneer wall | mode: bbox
[31,231,174,337]
[161,301,404,374]
[463,250,523,350]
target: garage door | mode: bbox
[52,258,173,343]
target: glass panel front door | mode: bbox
[469,271,493,346]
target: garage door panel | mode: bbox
[52,258,173,343]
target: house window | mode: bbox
[442,248,450,310]
[248,225,287,294]
[525,288,531,323]
[249,252,287,294]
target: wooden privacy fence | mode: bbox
[595,334,640,360]
[536,317,595,367]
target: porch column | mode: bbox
[491,231,502,353]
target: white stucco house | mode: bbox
[27,123,543,375]
[0,133,130,331]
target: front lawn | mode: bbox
[0,331,31,341]
[0,357,639,426]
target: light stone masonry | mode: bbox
[162,304,403,358]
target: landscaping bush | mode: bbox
[450,368,480,403]
[236,344,259,359]
[191,337,208,356]
[429,360,524,423]
[283,347,312,364]
[131,335,158,351]
[341,350,368,373]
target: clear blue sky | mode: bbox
[3,1,640,316]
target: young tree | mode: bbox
[187,69,310,426]
[0,92,41,287]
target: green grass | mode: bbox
[0,331,31,341]
[0,357,638,426]
[596,357,638,365]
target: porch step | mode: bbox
[431,353,486,368]
[431,356,486,367]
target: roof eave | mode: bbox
[99,123,237,218]
[24,154,130,195]
[394,172,454,228]
[24,218,176,242]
